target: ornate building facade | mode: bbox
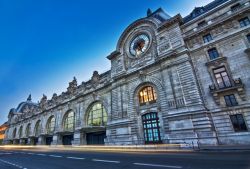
[4,0,250,146]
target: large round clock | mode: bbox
[129,34,150,57]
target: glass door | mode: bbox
[142,112,161,144]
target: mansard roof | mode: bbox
[15,95,38,114]
[183,0,230,23]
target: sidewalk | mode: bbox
[1,144,250,153]
[196,145,250,152]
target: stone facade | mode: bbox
[4,0,250,146]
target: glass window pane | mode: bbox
[87,103,107,126]
[138,86,157,105]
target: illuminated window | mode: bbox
[25,123,31,137]
[34,120,41,137]
[139,86,157,105]
[64,111,75,131]
[47,116,55,134]
[87,103,107,126]
[19,126,23,138]
[13,128,17,139]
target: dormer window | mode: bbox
[191,7,205,17]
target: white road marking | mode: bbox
[66,157,85,160]
[0,159,28,169]
[37,154,47,156]
[0,153,12,155]
[92,159,120,163]
[49,155,62,158]
[133,163,182,168]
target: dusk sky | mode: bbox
[0,0,213,124]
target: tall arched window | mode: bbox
[139,86,157,105]
[26,123,31,137]
[13,128,17,139]
[34,120,41,137]
[19,126,23,138]
[64,111,75,131]
[87,103,107,126]
[46,116,55,134]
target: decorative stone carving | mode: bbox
[138,70,146,81]
[40,94,47,110]
[91,71,100,88]
[67,77,78,94]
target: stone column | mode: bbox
[82,132,87,145]
[51,134,60,145]
[37,136,43,145]
[27,138,31,145]
[72,131,81,146]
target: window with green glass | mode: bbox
[64,111,75,131]
[87,103,107,126]
[47,116,55,134]
[26,123,31,137]
[34,120,41,137]
[19,126,23,138]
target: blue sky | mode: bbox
[0,0,213,124]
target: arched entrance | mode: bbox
[45,116,55,145]
[85,102,107,145]
[32,120,41,145]
[62,110,75,145]
[137,85,162,144]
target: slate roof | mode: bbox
[183,0,230,23]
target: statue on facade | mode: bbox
[67,77,78,94]
[39,94,48,110]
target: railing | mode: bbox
[209,78,243,93]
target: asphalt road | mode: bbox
[0,148,249,169]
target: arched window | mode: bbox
[19,126,23,138]
[12,128,17,139]
[46,116,55,134]
[139,86,157,105]
[26,123,31,137]
[87,103,107,126]
[34,120,41,137]
[64,111,75,131]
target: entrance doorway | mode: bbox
[45,136,53,145]
[86,131,106,145]
[31,137,39,145]
[142,112,161,144]
[62,135,74,145]
[23,139,28,145]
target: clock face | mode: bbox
[129,34,150,57]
